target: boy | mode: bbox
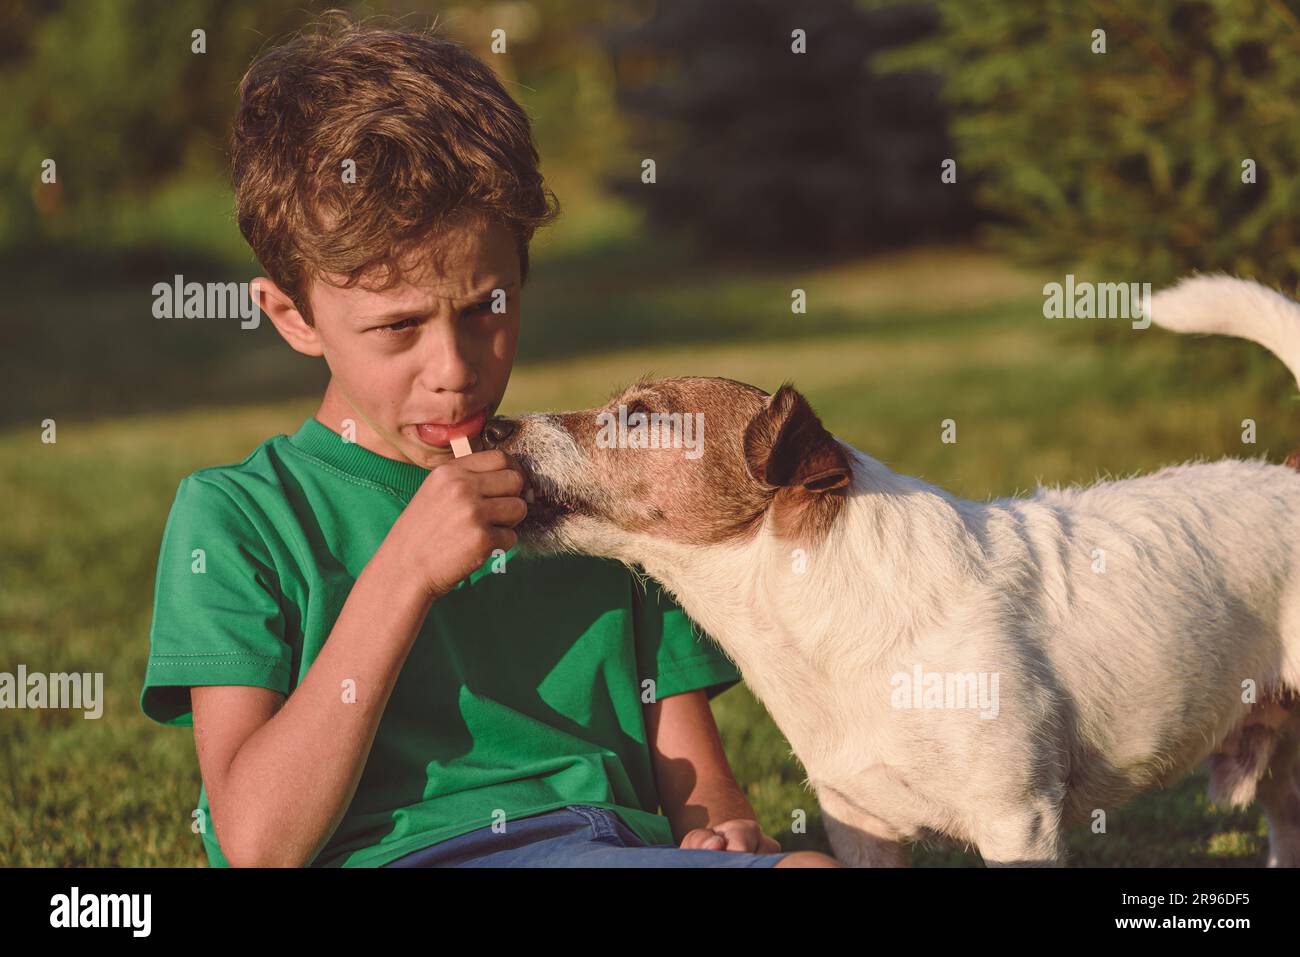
[138,15,838,868]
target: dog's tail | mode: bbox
[1149,273,1300,391]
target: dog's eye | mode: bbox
[624,400,650,416]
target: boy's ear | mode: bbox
[743,383,851,493]
[254,277,323,357]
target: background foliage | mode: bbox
[3,0,1298,867]
[875,0,1300,288]
[601,0,978,258]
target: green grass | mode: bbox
[1,243,1292,866]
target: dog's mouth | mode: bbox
[516,457,586,531]
[524,486,573,525]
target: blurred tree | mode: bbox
[0,0,635,249]
[599,0,980,261]
[0,0,313,243]
[873,0,1300,288]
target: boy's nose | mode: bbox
[480,416,517,449]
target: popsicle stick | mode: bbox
[450,436,472,458]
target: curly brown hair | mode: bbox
[231,11,560,323]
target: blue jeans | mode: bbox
[382,805,788,867]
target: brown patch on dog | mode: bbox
[503,376,852,548]
[1284,449,1300,471]
[743,383,852,543]
[511,376,775,546]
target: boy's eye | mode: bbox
[377,317,419,334]
[373,298,501,335]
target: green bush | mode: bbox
[0,0,308,244]
[872,0,1300,289]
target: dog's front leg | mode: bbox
[815,784,911,867]
[973,795,1067,867]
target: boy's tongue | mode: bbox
[415,408,487,448]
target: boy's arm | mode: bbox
[644,689,781,853]
[192,546,434,868]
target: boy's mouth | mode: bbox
[413,407,489,448]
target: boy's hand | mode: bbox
[391,448,529,601]
[680,819,783,854]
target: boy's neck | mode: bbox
[313,378,415,466]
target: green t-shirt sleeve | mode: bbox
[140,475,294,727]
[631,570,742,701]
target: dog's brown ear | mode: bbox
[743,384,851,493]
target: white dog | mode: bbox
[491,274,1300,866]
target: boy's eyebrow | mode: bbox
[356,279,520,323]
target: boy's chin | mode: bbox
[400,433,457,467]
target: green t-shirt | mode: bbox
[140,417,742,867]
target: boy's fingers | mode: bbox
[473,466,526,498]
[712,819,777,853]
[716,829,753,852]
[680,828,728,851]
[481,495,528,526]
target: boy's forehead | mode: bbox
[315,217,519,310]
[321,272,520,321]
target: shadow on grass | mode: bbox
[2,242,327,430]
[1,235,1017,429]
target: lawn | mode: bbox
[1,239,1293,866]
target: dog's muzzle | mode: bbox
[478,415,574,527]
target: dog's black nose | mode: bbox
[481,416,517,449]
